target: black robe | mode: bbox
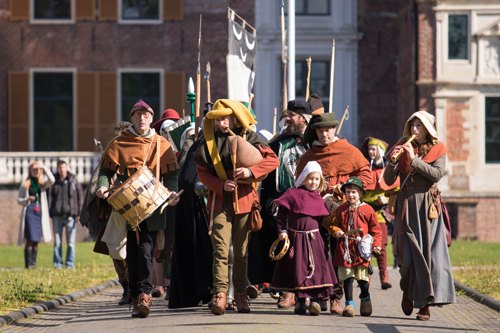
[247,132,304,284]
[168,136,214,308]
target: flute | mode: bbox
[393,134,417,159]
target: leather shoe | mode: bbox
[138,293,152,318]
[294,301,307,315]
[151,285,164,298]
[416,305,430,321]
[319,299,327,311]
[401,291,413,316]
[330,299,343,314]
[246,285,259,299]
[234,291,250,313]
[211,292,227,315]
[308,302,321,316]
[130,297,140,317]
[277,292,295,308]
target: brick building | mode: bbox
[1,0,499,244]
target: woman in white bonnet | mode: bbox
[384,111,455,321]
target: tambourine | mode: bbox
[269,237,290,261]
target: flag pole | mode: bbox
[328,39,335,113]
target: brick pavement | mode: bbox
[2,269,500,332]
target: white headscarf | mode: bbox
[403,111,438,143]
[295,161,323,188]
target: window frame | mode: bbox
[285,0,331,16]
[484,95,500,164]
[117,68,164,123]
[293,59,331,111]
[446,12,470,63]
[29,68,77,151]
[118,0,163,25]
[30,0,75,24]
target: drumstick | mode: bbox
[159,189,184,214]
[149,134,161,205]
[392,134,417,160]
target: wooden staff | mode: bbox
[247,93,254,112]
[194,14,202,141]
[273,107,277,135]
[328,39,335,113]
[305,56,312,100]
[335,105,349,136]
[393,134,417,160]
[280,0,288,112]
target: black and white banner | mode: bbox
[227,10,256,103]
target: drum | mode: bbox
[107,166,171,228]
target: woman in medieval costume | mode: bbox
[384,111,455,321]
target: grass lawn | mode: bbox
[0,242,116,315]
[373,237,500,300]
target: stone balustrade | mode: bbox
[0,152,101,185]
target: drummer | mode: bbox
[194,99,280,315]
[96,100,180,319]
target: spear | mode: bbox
[328,39,335,113]
[194,14,202,141]
[204,62,211,103]
[305,56,312,100]
[280,0,287,111]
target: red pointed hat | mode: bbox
[130,99,154,117]
[152,109,181,132]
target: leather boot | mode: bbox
[360,294,372,316]
[24,247,31,269]
[401,290,413,316]
[330,299,343,314]
[245,285,259,299]
[138,292,153,318]
[211,292,227,315]
[277,291,295,308]
[234,291,250,313]
[380,270,392,290]
[119,282,132,305]
[308,301,321,316]
[130,297,140,317]
[30,248,37,269]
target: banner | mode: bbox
[227,9,256,103]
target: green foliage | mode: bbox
[0,242,115,315]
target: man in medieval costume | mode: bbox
[194,99,280,315]
[96,100,179,318]
[296,112,371,314]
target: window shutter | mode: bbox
[163,0,183,21]
[76,73,99,151]
[76,0,95,21]
[99,0,117,21]
[98,72,118,146]
[10,0,30,21]
[165,71,185,116]
[8,72,30,151]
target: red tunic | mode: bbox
[197,145,279,214]
[328,203,383,268]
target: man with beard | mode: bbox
[296,112,371,314]
[248,98,323,309]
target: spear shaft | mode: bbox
[195,14,202,141]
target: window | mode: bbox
[295,60,330,111]
[448,15,468,60]
[34,0,71,19]
[485,97,500,163]
[34,72,73,151]
[122,0,159,20]
[121,72,161,122]
[285,0,330,16]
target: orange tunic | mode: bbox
[296,139,371,196]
